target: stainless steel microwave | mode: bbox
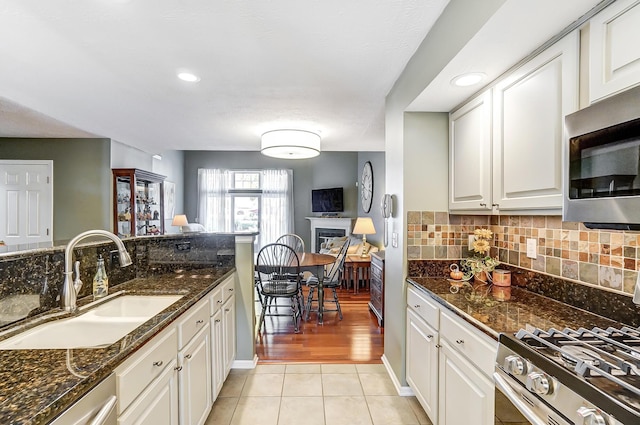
[564,85,640,230]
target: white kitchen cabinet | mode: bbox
[178,325,212,425]
[118,359,179,425]
[492,31,578,211]
[438,339,494,425]
[449,90,493,211]
[589,0,640,103]
[406,285,498,425]
[222,294,236,377]
[406,307,439,423]
[208,273,236,401]
[449,31,578,214]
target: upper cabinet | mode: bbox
[449,91,492,211]
[589,0,640,104]
[113,168,166,237]
[492,32,578,211]
[449,32,578,214]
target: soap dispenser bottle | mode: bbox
[93,255,109,299]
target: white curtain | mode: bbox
[197,168,294,249]
[260,169,294,248]
[197,168,231,231]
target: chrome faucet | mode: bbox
[60,230,133,312]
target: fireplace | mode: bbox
[315,228,346,252]
[306,217,354,253]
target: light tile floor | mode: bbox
[205,364,432,425]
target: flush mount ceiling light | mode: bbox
[451,72,486,87]
[261,130,321,159]
[177,71,200,82]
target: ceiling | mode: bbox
[0,0,604,155]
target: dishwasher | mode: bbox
[50,373,117,425]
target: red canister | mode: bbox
[492,269,511,287]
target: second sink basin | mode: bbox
[0,295,183,350]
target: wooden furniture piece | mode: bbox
[112,168,166,237]
[344,255,371,293]
[369,251,384,326]
[306,241,350,322]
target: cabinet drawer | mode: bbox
[370,264,382,282]
[221,275,235,301]
[177,297,210,349]
[407,286,439,328]
[440,310,497,377]
[116,324,177,415]
[209,286,224,315]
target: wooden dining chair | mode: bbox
[275,233,306,313]
[255,243,303,333]
[305,239,350,320]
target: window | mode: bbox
[197,169,294,249]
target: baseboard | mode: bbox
[231,355,258,369]
[381,354,414,397]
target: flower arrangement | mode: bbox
[461,228,499,283]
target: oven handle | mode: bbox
[493,372,546,425]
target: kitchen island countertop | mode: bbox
[0,267,234,425]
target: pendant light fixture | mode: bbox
[261,129,321,159]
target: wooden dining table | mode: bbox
[298,252,338,324]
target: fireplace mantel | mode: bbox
[306,217,354,253]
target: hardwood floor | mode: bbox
[255,287,384,364]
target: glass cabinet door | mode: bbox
[113,169,166,237]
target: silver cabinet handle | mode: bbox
[88,395,117,425]
[196,319,204,324]
[215,319,221,323]
[174,365,183,371]
[225,308,230,312]
[456,339,464,345]
[153,360,163,367]
[480,203,487,207]
[185,354,192,359]
[217,300,223,304]
[426,335,433,340]
[228,288,234,291]
[414,304,420,308]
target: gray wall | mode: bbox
[184,151,365,249]
[357,152,386,248]
[0,138,111,241]
[384,0,506,384]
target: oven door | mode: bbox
[494,368,571,425]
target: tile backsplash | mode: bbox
[407,211,639,296]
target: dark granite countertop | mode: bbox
[0,267,234,425]
[407,277,623,341]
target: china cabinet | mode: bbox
[112,169,166,237]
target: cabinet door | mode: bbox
[222,295,236,377]
[589,0,640,103]
[438,340,494,425]
[118,360,179,425]
[211,309,224,400]
[406,308,439,424]
[179,326,212,425]
[449,90,493,212]
[492,32,578,211]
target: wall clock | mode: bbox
[361,161,374,213]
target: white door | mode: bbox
[0,160,53,245]
[222,295,236,377]
[211,308,224,400]
[179,326,212,425]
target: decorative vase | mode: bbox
[473,271,488,286]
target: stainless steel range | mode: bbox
[494,326,640,425]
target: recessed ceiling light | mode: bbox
[451,73,486,87]
[177,72,200,83]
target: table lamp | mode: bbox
[353,217,376,257]
[172,214,189,233]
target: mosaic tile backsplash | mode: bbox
[407,211,639,297]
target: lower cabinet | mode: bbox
[118,359,179,425]
[115,273,237,425]
[405,285,497,425]
[179,325,212,425]
[438,339,494,425]
[406,308,439,422]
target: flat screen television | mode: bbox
[311,187,344,213]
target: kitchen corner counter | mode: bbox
[0,267,234,425]
[407,277,623,340]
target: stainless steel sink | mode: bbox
[0,295,183,349]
